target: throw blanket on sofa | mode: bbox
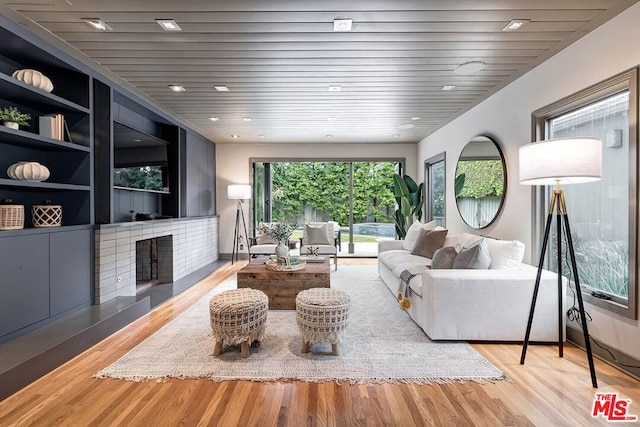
[397,266,429,309]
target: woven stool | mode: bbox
[209,288,268,358]
[296,288,351,356]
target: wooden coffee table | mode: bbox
[237,259,330,309]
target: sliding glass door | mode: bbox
[251,160,400,256]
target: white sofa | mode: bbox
[378,231,566,342]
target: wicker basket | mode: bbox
[32,201,62,227]
[265,257,306,272]
[0,199,25,230]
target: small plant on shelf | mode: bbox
[0,106,31,128]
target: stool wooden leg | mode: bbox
[213,340,223,356]
[240,341,250,358]
[301,341,310,353]
[332,343,340,356]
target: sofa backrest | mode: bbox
[443,232,525,270]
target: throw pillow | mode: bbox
[452,239,492,269]
[256,222,276,244]
[484,238,525,270]
[431,246,458,269]
[303,223,333,245]
[402,220,436,251]
[411,228,448,259]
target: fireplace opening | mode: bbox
[136,236,173,293]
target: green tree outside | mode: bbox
[270,162,397,226]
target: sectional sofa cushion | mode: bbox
[431,246,459,269]
[452,239,492,269]
[402,220,436,251]
[484,238,526,270]
[411,228,448,258]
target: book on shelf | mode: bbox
[38,113,72,142]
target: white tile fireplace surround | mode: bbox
[94,217,219,304]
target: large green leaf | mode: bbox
[403,174,418,193]
[393,174,409,198]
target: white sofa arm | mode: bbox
[421,264,566,341]
[378,240,405,253]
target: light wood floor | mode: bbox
[1,259,639,426]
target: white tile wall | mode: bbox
[94,217,218,304]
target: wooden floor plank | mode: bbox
[0,259,639,426]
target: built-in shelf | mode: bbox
[0,178,90,191]
[0,72,90,114]
[0,126,90,152]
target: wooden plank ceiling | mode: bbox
[2,0,637,144]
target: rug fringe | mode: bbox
[93,372,510,385]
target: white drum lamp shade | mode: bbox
[227,184,252,200]
[519,137,602,186]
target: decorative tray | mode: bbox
[265,257,306,272]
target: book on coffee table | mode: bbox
[298,255,326,263]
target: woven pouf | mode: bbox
[296,288,351,356]
[209,288,268,358]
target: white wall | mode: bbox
[417,3,640,357]
[216,142,417,255]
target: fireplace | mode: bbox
[136,236,173,293]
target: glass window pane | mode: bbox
[547,91,629,299]
[430,160,445,226]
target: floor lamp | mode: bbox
[228,184,251,264]
[519,137,601,388]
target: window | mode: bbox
[532,69,638,318]
[424,153,446,227]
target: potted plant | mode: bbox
[0,106,31,129]
[260,222,295,257]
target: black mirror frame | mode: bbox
[454,135,507,229]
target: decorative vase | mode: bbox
[8,161,50,182]
[275,242,289,258]
[3,121,19,129]
[12,69,54,93]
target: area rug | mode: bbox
[95,265,507,384]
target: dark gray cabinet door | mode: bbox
[50,229,92,316]
[0,234,50,337]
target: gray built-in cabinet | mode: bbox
[0,23,94,342]
[0,17,218,343]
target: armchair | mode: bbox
[299,222,338,270]
[248,222,277,257]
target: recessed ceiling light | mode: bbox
[215,85,230,92]
[399,123,415,130]
[325,134,333,139]
[156,19,182,31]
[441,85,456,91]
[410,116,421,121]
[393,134,401,138]
[133,138,141,142]
[327,117,337,121]
[454,61,486,75]
[328,85,342,92]
[502,19,530,31]
[168,84,186,92]
[231,134,240,139]
[82,18,113,31]
[259,134,266,138]
[208,117,220,121]
[333,18,353,32]
[242,117,253,122]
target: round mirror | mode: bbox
[454,135,506,229]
